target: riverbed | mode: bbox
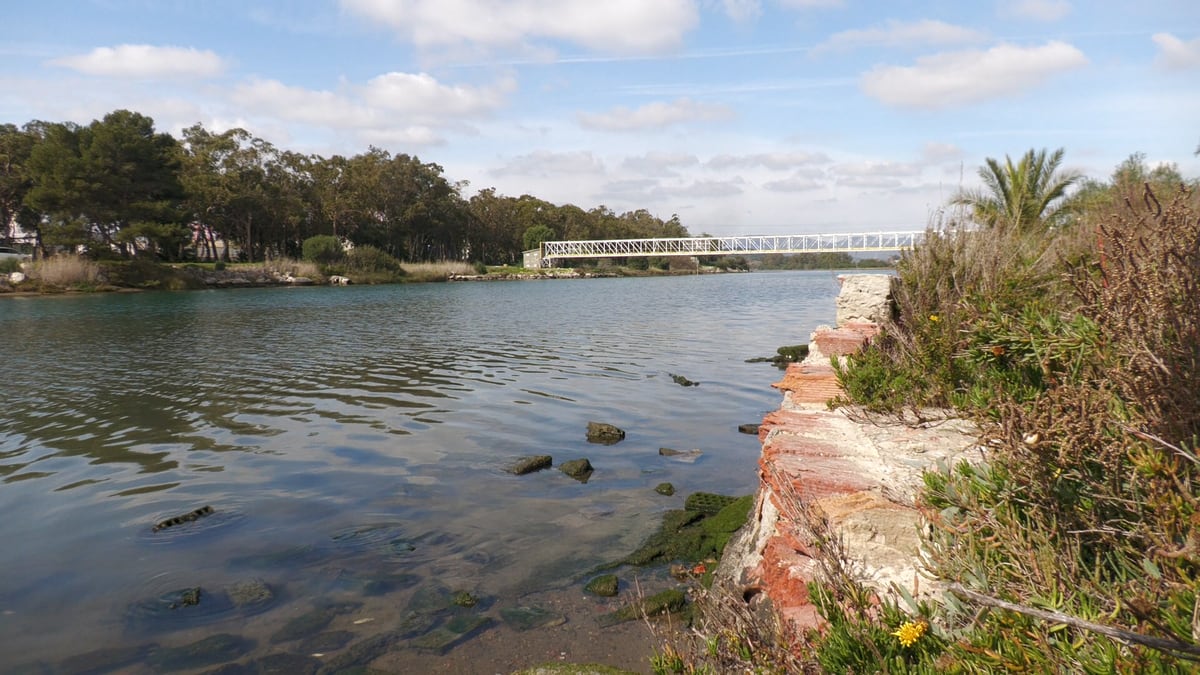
[0,271,841,673]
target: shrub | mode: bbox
[472,260,488,275]
[301,235,344,264]
[0,258,21,274]
[31,255,101,287]
[346,246,404,274]
[213,261,226,271]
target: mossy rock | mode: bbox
[584,574,619,597]
[314,632,397,673]
[559,458,594,482]
[654,482,676,496]
[297,630,355,653]
[451,590,479,608]
[586,422,625,445]
[500,605,566,631]
[507,455,553,475]
[146,634,252,672]
[252,652,321,675]
[684,492,739,515]
[597,588,686,627]
[701,495,755,534]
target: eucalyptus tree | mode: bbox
[0,123,38,246]
[952,148,1081,231]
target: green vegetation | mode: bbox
[810,150,1200,671]
[755,251,892,270]
[1,110,688,267]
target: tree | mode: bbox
[951,148,1081,231]
[523,224,556,251]
[0,124,38,245]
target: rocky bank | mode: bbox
[717,274,982,632]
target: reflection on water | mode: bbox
[0,271,842,672]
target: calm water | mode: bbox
[0,271,841,673]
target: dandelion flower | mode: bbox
[929,314,940,323]
[892,620,927,647]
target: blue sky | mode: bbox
[2,0,1198,235]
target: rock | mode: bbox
[288,276,314,286]
[836,273,895,325]
[226,578,274,613]
[597,588,687,627]
[654,483,676,496]
[500,605,566,631]
[684,492,739,515]
[329,275,352,285]
[507,455,553,475]
[254,652,321,675]
[60,644,155,675]
[298,630,356,653]
[146,634,253,672]
[558,458,594,482]
[658,448,701,462]
[360,572,420,596]
[409,615,492,654]
[9,272,25,284]
[167,587,203,609]
[584,574,619,597]
[586,422,625,445]
[618,495,753,567]
[737,423,760,435]
[270,603,360,644]
[315,632,398,674]
[669,373,700,387]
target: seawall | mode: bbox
[716,274,981,635]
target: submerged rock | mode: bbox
[451,590,479,608]
[584,574,619,597]
[153,505,214,532]
[60,644,155,675]
[558,458,594,482]
[654,483,676,496]
[297,630,355,653]
[410,615,492,654]
[146,633,253,672]
[500,605,567,631]
[617,494,754,567]
[253,652,321,675]
[269,602,360,644]
[315,632,398,673]
[507,455,553,475]
[226,578,274,613]
[684,492,739,515]
[737,424,760,435]
[658,448,702,462]
[586,422,625,445]
[597,588,687,627]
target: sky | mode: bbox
[2,0,1198,236]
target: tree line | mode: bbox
[0,109,689,263]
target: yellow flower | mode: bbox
[892,620,928,647]
[929,314,940,322]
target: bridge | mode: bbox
[529,230,923,268]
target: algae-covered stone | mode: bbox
[586,422,625,445]
[684,492,738,515]
[270,602,360,644]
[669,373,699,387]
[226,578,274,613]
[658,448,701,462]
[146,633,253,672]
[451,590,479,608]
[507,455,553,475]
[597,588,686,627]
[254,652,321,675]
[315,632,397,674]
[410,615,492,654]
[559,458,594,482]
[737,424,760,435]
[584,574,619,597]
[298,630,355,653]
[654,483,676,496]
[500,605,566,631]
[61,644,155,675]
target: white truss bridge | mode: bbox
[535,230,923,267]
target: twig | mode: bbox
[947,583,1200,660]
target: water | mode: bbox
[0,271,841,673]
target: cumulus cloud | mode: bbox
[339,0,698,54]
[707,151,831,170]
[492,150,607,177]
[1153,33,1200,70]
[363,72,515,115]
[655,178,745,198]
[622,152,700,174]
[815,19,986,52]
[50,44,226,78]
[578,98,733,131]
[861,41,1088,108]
[1003,0,1071,21]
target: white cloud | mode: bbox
[707,151,831,170]
[1003,0,1071,22]
[622,152,701,174]
[362,72,515,116]
[656,178,745,198]
[764,175,825,192]
[921,142,963,163]
[492,150,607,177]
[815,19,987,52]
[1152,33,1200,70]
[231,79,374,128]
[833,160,922,178]
[50,44,226,78]
[339,0,698,54]
[860,41,1088,108]
[776,0,844,8]
[578,98,733,131]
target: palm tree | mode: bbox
[952,148,1081,231]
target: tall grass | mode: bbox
[400,260,475,282]
[32,255,101,287]
[261,257,322,279]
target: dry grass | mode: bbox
[32,255,101,287]
[401,260,475,281]
[260,257,322,279]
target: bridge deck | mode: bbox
[538,231,922,267]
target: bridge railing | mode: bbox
[539,231,924,267]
